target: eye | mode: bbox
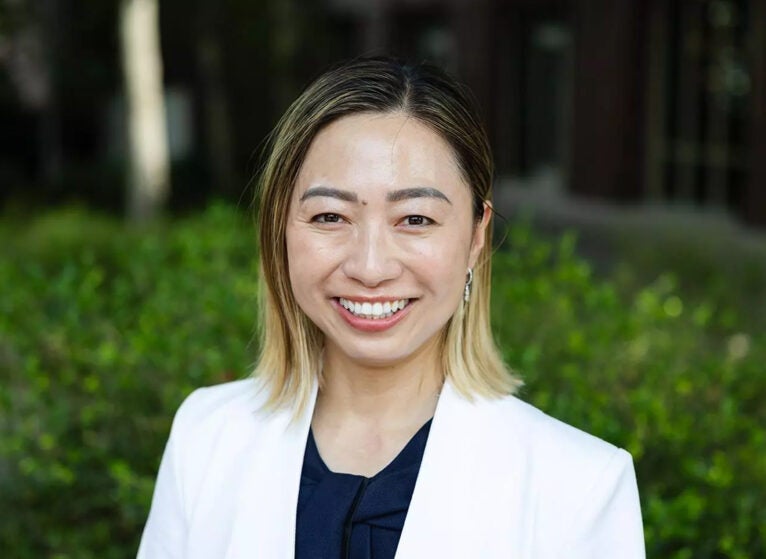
[401,215,434,227]
[312,213,344,224]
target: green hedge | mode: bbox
[492,227,765,558]
[1,205,763,558]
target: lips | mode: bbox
[332,297,416,332]
[337,297,410,319]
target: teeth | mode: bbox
[338,298,410,319]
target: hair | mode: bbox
[253,56,522,414]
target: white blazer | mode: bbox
[137,378,645,558]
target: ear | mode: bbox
[468,200,492,269]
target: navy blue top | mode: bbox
[295,419,432,559]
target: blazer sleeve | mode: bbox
[559,448,646,558]
[136,391,201,559]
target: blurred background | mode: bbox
[1,0,764,557]
[2,0,766,224]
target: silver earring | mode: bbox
[464,268,473,303]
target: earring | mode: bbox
[464,268,473,303]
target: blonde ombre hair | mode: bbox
[254,57,522,413]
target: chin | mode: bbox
[341,347,414,368]
[327,331,444,370]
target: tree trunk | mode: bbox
[119,0,170,223]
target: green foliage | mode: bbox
[0,204,258,558]
[491,227,765,558]
[1,205,764,558]
[610,225,766,336]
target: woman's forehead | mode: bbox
[293,113,466,200]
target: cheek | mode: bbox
[286,225,342,294]
[404,236,471,297]
[408,243,463,267]
[285,227,311,296]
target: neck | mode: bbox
[316,338,444,430]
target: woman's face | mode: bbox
[285,112,489,368]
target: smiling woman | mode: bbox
[137,57,646,559]
[285,111,500,402]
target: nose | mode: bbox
[341,225,402,287]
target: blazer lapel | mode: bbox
[394,380,525,558]
[223,382,317,559]
[218,378,526,558]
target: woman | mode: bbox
[138,57,645,558]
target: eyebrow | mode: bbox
[386,187,452,204]
[300,186,358,203]
[299,185,452,204]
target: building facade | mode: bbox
[327,0,766,226]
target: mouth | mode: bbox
[336,297,412,320]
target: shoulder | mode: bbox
[493,394,628,470]
[482,394,634,496]
[442,382,632,481]
[168,377,271,462]
[478,394,643,555]
[173,377,266,426]
[138,378,279,556]
[441,383,638,503]
[161,378,280,504]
